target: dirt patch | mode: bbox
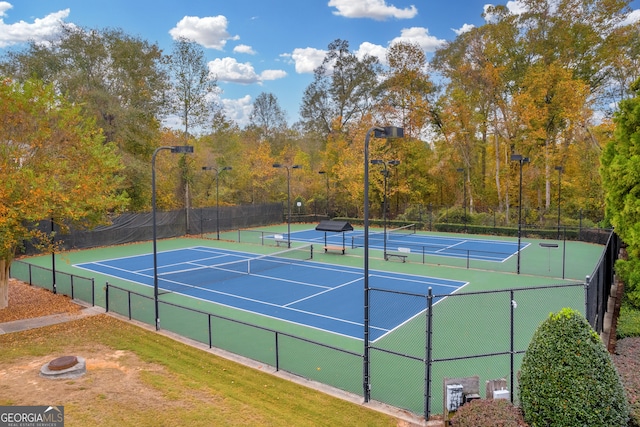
[0,345,168,408]
[0,280,170,410]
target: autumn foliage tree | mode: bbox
[0,78,128,309]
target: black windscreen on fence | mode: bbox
[23,203,282,253]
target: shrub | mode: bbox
[616,257,640,309]
[518,308,629,426]
[449,398,526,427]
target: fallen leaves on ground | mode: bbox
[0,278,82,323]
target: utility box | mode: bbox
[464,393,481,404]
[446,384,464,412]
[493,389,510,400]
[444,375,480,420]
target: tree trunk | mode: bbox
[0,258,10,309]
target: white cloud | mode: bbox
[505,0,528,15]
[328,0,418,21]
[220,95,254,127]
[283,47,326,74]
[355,41,388,64]
[233,44,256,55]
[390,27,446,52]
[0,2,69,48]
[0,2,11,16]
[620,9,640,26]
[453,23,475,36]
[169,15,239,50]
[260,69,287,81]
[208,57,286,84]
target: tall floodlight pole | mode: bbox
[363,126,403,403]
[371,159,400,260]
[202,166,232,239]
[273,163,301,248]
[555,166,563,239]
[457,167,467,233]
[318,170,330,217]
[510,154,529,274]
[153,145,194,331]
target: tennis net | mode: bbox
[351,224,416,248]
[159,244,314,293]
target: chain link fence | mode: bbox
[10,220,618,421]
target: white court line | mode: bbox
[284,277,362,307]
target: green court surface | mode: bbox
[14,224,604,417]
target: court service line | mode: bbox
[283,277,362,307]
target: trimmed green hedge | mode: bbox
[519,308,629,426]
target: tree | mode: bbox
[0,78,128,309]
[299,39,381,136]
[248,92,288,143]
[167,37,217,137]
[0,25,169,211]
[601,78,640,307]
[376,41,435,139]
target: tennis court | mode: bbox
[272,225,527,262]
[75,245,467,341]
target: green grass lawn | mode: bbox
[0,315,401,427]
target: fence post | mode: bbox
[275,332,280,371]
[425,287,433,420]
[585,275,591,327]
[105,282,110,313]
[510,290,516,403]
[562,227,566,279]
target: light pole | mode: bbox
[318,170,330,217]
[371,159,400,260]
[555,165,563,239]
[202,166,232,239]
[363,126,403,403]
[152,145,194,331]
[510,154,529,274]
[457,167,467,233]
[273,163,301,248]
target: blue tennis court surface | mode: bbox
[75,246,467,341]
[282,227,527,262]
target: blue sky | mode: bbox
[1,0,639,128]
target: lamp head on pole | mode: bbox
[202,165,232,172]
[510,154,530,163]
[374,126,404,138]
[170,145,194,154]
